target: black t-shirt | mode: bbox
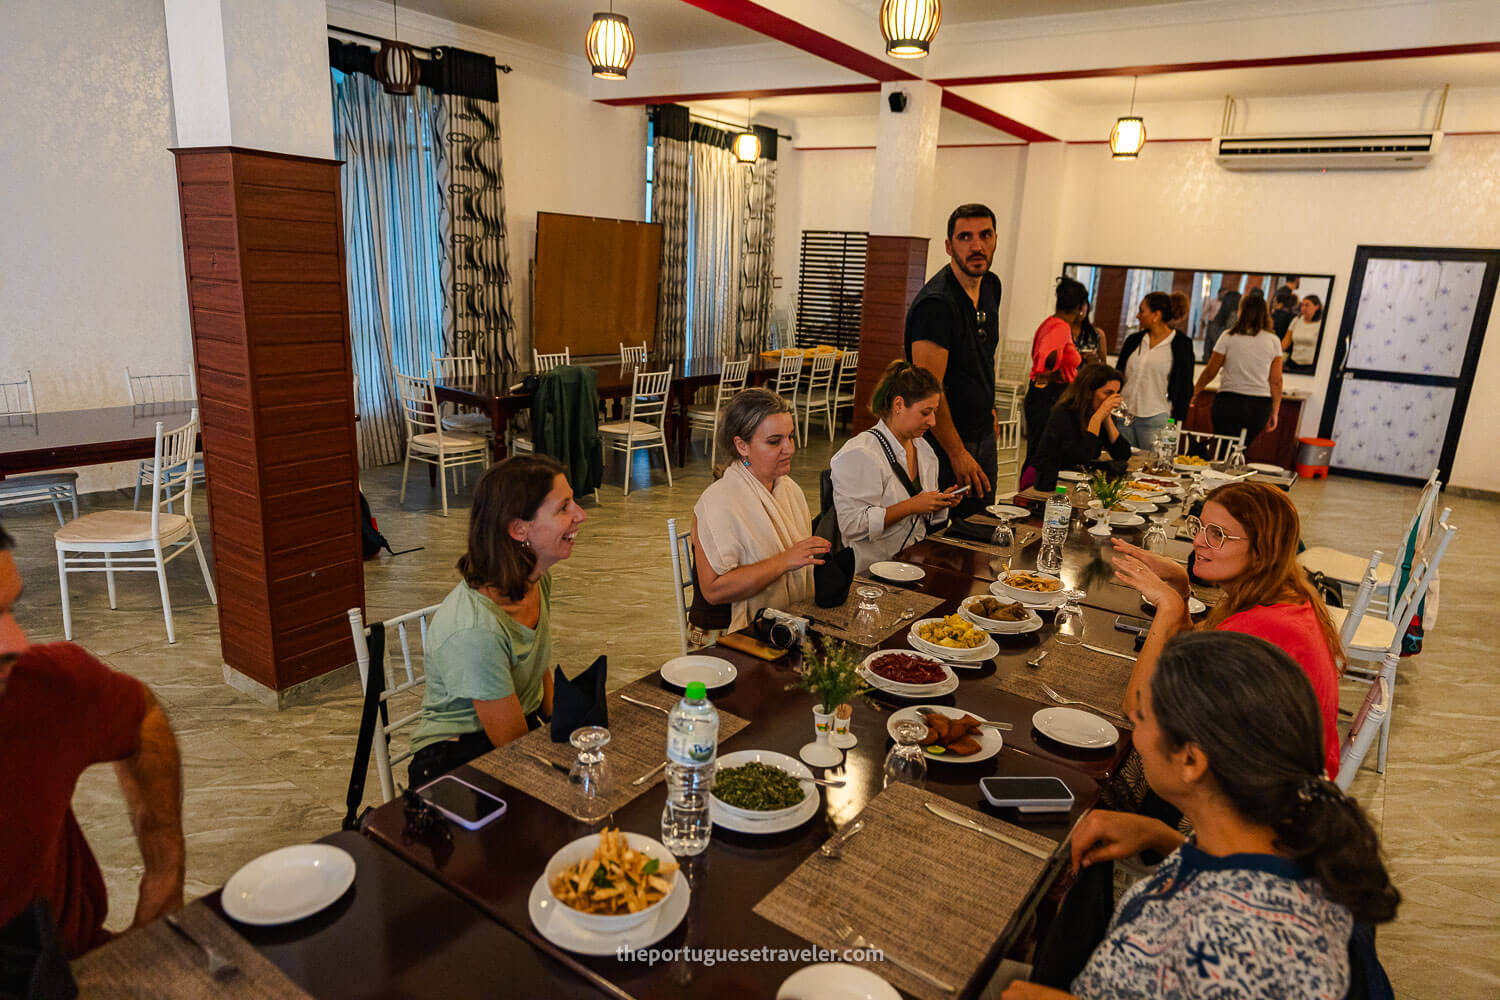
[1272,307,1294,339]
[903,266,1002,441]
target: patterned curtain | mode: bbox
[332,70,447,468]
[737,153,777,354]
[436,94,517,377]
[653,133,690,359]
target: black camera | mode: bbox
[751,608,804,650]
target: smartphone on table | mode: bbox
[1114,614,1152,637]
[980,776,1075,813]
[418,775,508,830]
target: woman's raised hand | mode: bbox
[1109,537,1186,584]
[1111,549,1185,613]
[782,536,833,571]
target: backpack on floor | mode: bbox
[359,492,392,559]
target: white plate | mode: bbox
[1106,511,1145,527]
[985,504,1030,520]
[1057,470,1088,481]
[860,649,959,692]
[778,963,900,1000]
[1172,459,1211,472]
[1119,500,1158,513]
[1031,707,1120,749]
[222,845,356,926]
[660,654,738,690]
[957,596,1044,634]
[1142,594,1207,615]
[712,786,821,834]
[905,622,1000,662]
[1247,462,1285,474]
[869,561,924,583]
[529,868,690,956]
[990,572,1066,606]
[858,661,960,699]
[887,705,1003,764]
[710,749,819,824]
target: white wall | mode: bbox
[0,0,193,493]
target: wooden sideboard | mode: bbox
[1185,390,1305,468]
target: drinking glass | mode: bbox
[850,586,885,646]
[1225,442,1248,475]
[1053,589,1087,646]
[883,718,929,790]
[989,515,1016,575]
[1112,401,1136,427]
[568,726,612,822]
[1143,514,1169,554]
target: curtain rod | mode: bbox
[688,111,791,141]
[328,25,513,73]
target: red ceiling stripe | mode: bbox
[679,0,920,83]
[940,90,1057,143]
[597,82,881,107]
[934,41,1500,87]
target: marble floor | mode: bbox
[6,432,1497,997]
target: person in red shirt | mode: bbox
[1111,482,1343,778]
[1023,277,1089,469]
[0,522,185,956]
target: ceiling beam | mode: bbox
[935,40,1500,87]
[678,0,919,83]
[940,90,1057,143]
[597,82,880,107]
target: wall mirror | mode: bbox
[1062,263,1336,375]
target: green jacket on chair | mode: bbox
[534,364,604,494]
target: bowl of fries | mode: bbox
[545,828,680,932]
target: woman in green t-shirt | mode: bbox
[409,454,587,787]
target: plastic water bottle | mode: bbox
[1037,486,1070,574]
[1159,419,1180,466]
[661,681,718,856]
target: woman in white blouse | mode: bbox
[1192,295,1284,447]
[1282,294,1323,368]
[830,361,964,574]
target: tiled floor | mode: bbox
[6,434,1497,997]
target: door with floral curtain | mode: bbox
[1320,246,1498,484]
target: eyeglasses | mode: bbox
[1196,523,1244,549]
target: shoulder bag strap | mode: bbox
[868,429,922,499]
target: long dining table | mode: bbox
[75,505,1158,999]
[434,354,785,465]
[0,401,199,477]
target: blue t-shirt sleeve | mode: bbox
[433,628,517,702]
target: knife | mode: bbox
[1081,642,1137,662]
[521,749,571,776]
[923,802,1053,860]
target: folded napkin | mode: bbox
[551,655,609,742]
[813,547,855,608]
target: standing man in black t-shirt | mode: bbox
[903,203,1002,518]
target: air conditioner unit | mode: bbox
[1213,131,1442,170]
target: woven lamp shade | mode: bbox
[879,0,941,59]
[733,130,761,163]
[375,39,420,95]
[586,12,635,80]
[1110,116,1146,158]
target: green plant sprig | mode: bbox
[784,635,872,713]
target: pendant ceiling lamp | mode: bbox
[879,0,941,59]
[374,1,420,96]
[734,99,760,163]
[586,2,635,80]
[1110,77,1146,159]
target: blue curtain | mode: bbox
[332,69,446,467]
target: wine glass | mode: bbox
[568,726,612,823]
[883,718,929,789]
[850,585,885,646]
[1143,514,1169,554]
[1053,589,1087,646]
[1112,401,1136,427]
[1225,442,1248,475]
[990,515,1016,575]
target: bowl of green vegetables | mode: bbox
[710,750,815,822]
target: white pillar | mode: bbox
[1001,142,1067,344]
[870,80,942,238]
[163,0,334,159]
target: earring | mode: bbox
[742,458,751,467]
[520,537,531,550]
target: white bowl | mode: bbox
[543,832,678,933]
[991,571,1065,604]
[860,648,956,692]
[958,595,1042,633]
[710,749,817,823]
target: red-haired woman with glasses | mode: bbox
[1111,481,1342,778]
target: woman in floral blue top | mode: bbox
[1005,632,1399,1000]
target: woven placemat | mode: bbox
[469,677,749,821]
[72,901,311,999]
[931,523,1041,556]
[753,783,1056,1000]
[996,641,1134,727]
[788,584,944,646]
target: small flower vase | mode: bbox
[830,703,857,749]
[799,705,844,767]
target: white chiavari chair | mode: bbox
[832,349,859,430]
[598,368,673,496]
[619,342,648,365]
[0,372,78,525]
[795,352,838,442]
[431,352,493,438]
[394,371,489,517]
[348,603,441,803]
[125,367,203,509]
[686,358,750,468]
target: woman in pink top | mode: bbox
[1111,481,1343,778]
[1023,277,1089,467]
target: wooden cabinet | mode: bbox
[173,147,362,698]
[1185,390,1304,468]
[853,236,930,433]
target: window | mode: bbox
[796,230,867,350]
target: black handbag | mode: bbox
[811,468,855,608]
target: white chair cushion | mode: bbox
[686,404,715,417]
[598,421,662,437]
[510,435,535,454]
[55,510,188,545]
[441,413,493,433]
[1328,606,1398,656]
[1299,547,1395,587]
[0,470,78,489]
[410,431,487,451]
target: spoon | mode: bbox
[1026,649,1050,670]
[819,818,866,858]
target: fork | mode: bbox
[1038,682,1128,723]
[832,919,954,993]
[165,912,238,980]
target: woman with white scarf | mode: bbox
[692,388,831,631]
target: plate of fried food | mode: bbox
[990,571,1067,607]
[532,828,688,955]
[1173,455,1211,471]
[906,615,1000,663]
[859,650,961,695]
[958,595,1043,634]
[887,705,1004,763]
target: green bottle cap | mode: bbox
[1055,486,1068,494]
[685,681,708,700]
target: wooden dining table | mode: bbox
[0,401,198,477]
[434,355,784,465]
